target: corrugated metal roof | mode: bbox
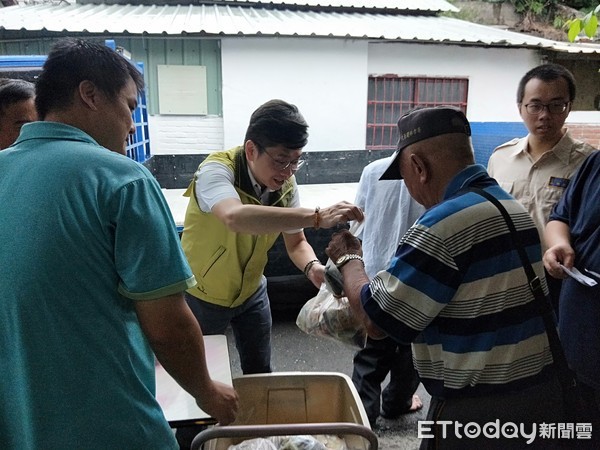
[80,0,458,13]
[0,3,598,54]
[548,40,600,54]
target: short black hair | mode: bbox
[244,99,309,151]
[0,78,35,116]
[517,63,576,104]
[35,38,145,119]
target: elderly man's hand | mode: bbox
[326,229,362,262]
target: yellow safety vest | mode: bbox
[181,147,295,307]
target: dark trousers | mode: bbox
[177,279,272,449]
[419,375,596,450]
[579,381,600,438]
[352,336,419,425]
[545,268,563,320]
[185,276,272,374]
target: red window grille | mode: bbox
[367,76,469,151]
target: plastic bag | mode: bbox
[228,435,348,450]
[323,260,344,297]
[314,435,348,450]
[279,435,327,450]
[228,437,278,450]
[296,282,366,350]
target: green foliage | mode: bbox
[565,4,600,41]
[553,15,567,29]
[511,0,557,17]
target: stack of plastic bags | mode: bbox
[228,434,348,450]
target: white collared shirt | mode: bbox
[194,161,302,233]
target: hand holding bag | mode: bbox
[296,265,366,350]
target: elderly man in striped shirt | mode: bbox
[327,106,567,450]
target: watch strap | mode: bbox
[335,254,364,269]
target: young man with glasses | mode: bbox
[180,99,364,376]
[488,63,596,314]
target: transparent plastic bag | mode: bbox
[228,435,348,450]
[279,435,327,450]
[228,437,279,450]
[296,282,366,350]
[314,435,348,450]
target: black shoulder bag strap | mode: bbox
[466,186,577,392]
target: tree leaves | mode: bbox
[565,5,599,41]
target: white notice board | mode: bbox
[157,65,207,115]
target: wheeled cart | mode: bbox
[191,372,378,450]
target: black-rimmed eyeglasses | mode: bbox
[523,102,570,115]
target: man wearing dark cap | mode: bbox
[327,106,567,448]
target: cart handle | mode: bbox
[191,421,378,450]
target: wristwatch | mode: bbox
[335,254,364,269]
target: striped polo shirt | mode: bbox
[362,164,555,399]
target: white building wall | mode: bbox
[368,42,541,122]
[150,39,574,155]
[149,115,223,155]
[221,37,369,152]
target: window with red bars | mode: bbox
[367,76,469,151]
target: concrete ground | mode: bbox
[224,312,429,450]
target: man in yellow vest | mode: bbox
[181,99,364,374]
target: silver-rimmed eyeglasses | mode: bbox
[523,102,570,115]
[264,150,305,172]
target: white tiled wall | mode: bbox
[148,115,224,155]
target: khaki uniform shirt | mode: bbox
[487,129,596,250]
